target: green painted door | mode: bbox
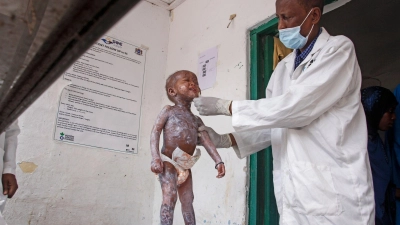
[248,18,279,225]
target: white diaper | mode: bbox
[161,147,201,185]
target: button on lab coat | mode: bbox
[231,28,374,224]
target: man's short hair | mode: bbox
[297,0,324,13]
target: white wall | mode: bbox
[4,2,170,224]
[151,0,279,224]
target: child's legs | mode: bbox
[178,170,195,225]
[159,162,178,225]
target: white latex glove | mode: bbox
[193,97,232,116]
[198,126,232,148]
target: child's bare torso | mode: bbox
[162,105,200,158]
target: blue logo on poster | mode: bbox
[135,48,143,56]
[101,38,113,44]
[101,37,123,47]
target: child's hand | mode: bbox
[151,158,164,174]
[216,163,225,178]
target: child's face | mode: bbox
[173,72,200,100]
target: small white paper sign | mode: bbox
[197,46,218,90]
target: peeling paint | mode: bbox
[18,161,38,173]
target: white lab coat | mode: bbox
[231,28,374,224]
[0,120,19,225]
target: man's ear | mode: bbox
[168,87,177,97]
[311,7,321,24]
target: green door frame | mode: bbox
[248,17,279,225]
[248,1,338,224]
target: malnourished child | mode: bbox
[150,70,225,225]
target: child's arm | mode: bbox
[196,117,225,178]
[150,106,170,174]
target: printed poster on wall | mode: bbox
[54,35,146,154]
[197,46,218,90]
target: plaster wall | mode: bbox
[4,1,170,224]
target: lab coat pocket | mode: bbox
[272,170,283,214]
[290,162,342,216]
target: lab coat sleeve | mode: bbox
[231,129,271,159]
[3,120,20,175]
[232,39,358,131]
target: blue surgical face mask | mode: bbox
[279,9,315,50]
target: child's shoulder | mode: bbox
[162,105,173,110]
[159,105,177,114]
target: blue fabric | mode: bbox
[361,86,398,224]
[390,84,400,224]
[294,28,322,70]
[368,134,392,225]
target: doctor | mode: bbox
[194,0,375,224]
[0,120,19,225]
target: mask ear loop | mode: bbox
[306,24,315,38]
[300,8,315,38]
[300,8,315,27]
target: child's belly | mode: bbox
[162,124,198,157]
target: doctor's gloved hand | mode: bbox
[198,126,232,148]
[193,97,232,116]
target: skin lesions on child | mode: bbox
[150,70,225,225]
